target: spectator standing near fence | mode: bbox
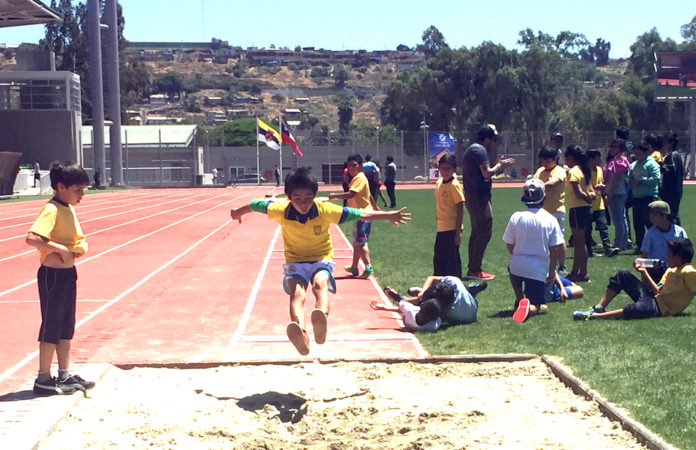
[384,155,397,208]
[534,146,568,274]
[604,139,631,250]
[659,133,684,225]
[33,161,41,188]
[628,144,661,251]
[586,150,619,257]
[460,124,514,280]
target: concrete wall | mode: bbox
[0,110,81,169]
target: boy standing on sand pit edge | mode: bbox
[230,167,410,355]
[26,161,95,395]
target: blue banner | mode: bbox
[428,133,455,179]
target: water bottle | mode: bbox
[635,258,660,268]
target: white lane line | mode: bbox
[333,223,429,358]
[0,191,232,261]
[0,192,252,298]
[0,218,235,385]
[239,334,415,343]
[222,225,281,361]
[0,191,211,240]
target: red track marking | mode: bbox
[0,188,426,395]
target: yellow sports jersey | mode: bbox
[656,264,696,316]
[348,172,373,211]
[566,165,590,209]
[434,177,465,232]
[534,165,566,214]
[590,165,605,211]
[257,199,360,262]
[650,151,664,164]
[28,198,88,264]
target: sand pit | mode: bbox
[39,359,645,449]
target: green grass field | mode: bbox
[334,185,696,449]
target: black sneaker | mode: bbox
[61,374,95,391]
[467,281,488,297]
[33,377,78,396]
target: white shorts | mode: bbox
[282,260,336,295]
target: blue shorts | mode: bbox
[352,220,372,246]
[282,260,336,295]
[508,271,546,306]
[546,276,573,302]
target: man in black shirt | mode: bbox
[460,124,514,280]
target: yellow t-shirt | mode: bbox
[265,199,350,262]
[656,264,696,316]
[650,151,664,164]
[28,198,88,264]
[434,177,465,232]
[566,166,590,209]
[534,165,566,214]
[348,172,373,211]
[590,165,605,211]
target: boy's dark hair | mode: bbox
[564,145,591,185]
[663,133,678,149]
[550,132,564,144]
[365,154,373,162]
[346,153,363,165]
[587,149,602,160]
[644,133,662,150]
[284,167,318,197]
[476,124,498,142]
[634,143,649,154]
[422,281,455,318]
[538,145,557,161]
[616,126,630,140]
[415,298,442,326]
[49,161,89,189]
[386,155,394,163]
[438,152,456,169]
[667,238,694,264]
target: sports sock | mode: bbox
[58,369,70,382]
[37,371,52,383]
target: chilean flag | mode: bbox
[281,121,303,156]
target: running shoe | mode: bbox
[344,265,358,277]
[513,298,531,323]
[33,377,77,396]
[573,310,594,321]
[468,270,496,281]
[383,286,405,302]
[358,266,374,279]
[60,374,95,391]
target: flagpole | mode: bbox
[278,113,283,182]
[255,116,260,185]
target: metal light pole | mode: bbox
[376,126,380,162]
[327,130,334,185]
[420,121,429,179]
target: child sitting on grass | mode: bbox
[230,167,410,355]
[573,237,696,321]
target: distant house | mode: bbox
[204,96,223,106]
[295,97,310,104]
[149,94,168,105]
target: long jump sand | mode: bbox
[39,359,644,449]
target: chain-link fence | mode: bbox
[84,128,695,187]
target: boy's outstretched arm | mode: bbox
[230,204,252,223]
[634,259,660,295]
[359,207,411,225]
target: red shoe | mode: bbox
[513,298,531,323]
[468,270,496,281]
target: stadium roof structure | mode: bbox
[0,0,61,28]
[82,125,198,148]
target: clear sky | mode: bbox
[1,0,693,58]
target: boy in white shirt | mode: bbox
[503,178,565,323]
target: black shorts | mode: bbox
[568,206,592,230]
[37,266,78,344]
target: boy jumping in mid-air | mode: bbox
[26,161,95,395]
[230,168,410,355]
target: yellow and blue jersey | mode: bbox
[251,199,362,262]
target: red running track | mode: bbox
[0,187,426,396]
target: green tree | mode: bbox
[333,64,350,89]
[627,28,677,81]
[153,71,184,98]
[209,118,257,146]
[681,15,696,42]
[336,94,353,136]
[418,25,449,58]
